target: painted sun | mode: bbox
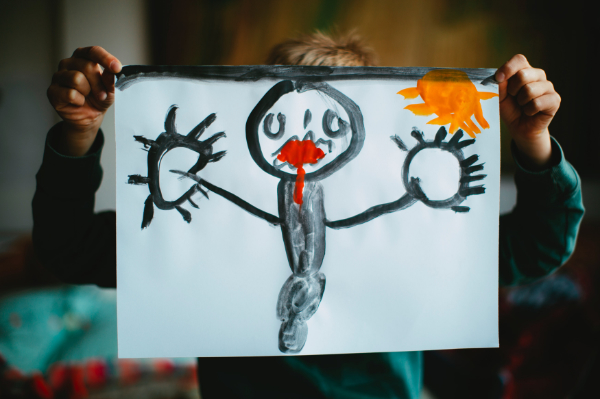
[398,69,498,138]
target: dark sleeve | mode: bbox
[32,123,116,288]
[499,137,584,287]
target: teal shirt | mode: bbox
[33,125,584,398]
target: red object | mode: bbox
[48,363,68,390]
[85,359,107,387]
[154,359,175,376]
[118,360,141,385]
[277,140,325,206]
[31,373,53,399]
[70,365,88,398]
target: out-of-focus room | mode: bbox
[0,0,597,398]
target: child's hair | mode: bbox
[266,31,377,67]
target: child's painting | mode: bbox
[115,66,500,357]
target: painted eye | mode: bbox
[264,112,286,140]
[322,109,349,138]
[304,109,312,129]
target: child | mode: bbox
[34,32,583,398]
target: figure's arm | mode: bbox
[128,103,281,227]
[324,193,416,229]
[172,171,281,225]
[495,55,584,286]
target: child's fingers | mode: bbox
[52,70,92,98]
[516,80,554,106]
[47,84,86,109]
[523,92,561,117]
[72,46,122,74]
[495,54,530,84]
[507,67,547,97]
[101,70,116,94]
[58,57,106,101]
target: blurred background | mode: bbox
[0,0,597,398]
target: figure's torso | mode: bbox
[277,180,326,276]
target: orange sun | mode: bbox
[398,69,498,138]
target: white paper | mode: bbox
[115,66,500,358]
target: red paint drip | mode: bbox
[277,140,326,206]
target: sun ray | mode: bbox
[465,118,481,134]
[397,87,420,99]
[404,103,435,116]
[473,101,490,129]
[478,92,498,100]
[426,114,453,125]
[459,121,475,138]
[449,118,460,134]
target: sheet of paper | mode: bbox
[115,66,500,358]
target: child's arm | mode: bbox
[46,46,121,156]
[32,126,116,287]
[495,55,584,286]
[33,46,121,288]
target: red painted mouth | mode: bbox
[277,140,326,206]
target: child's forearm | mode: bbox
[33,125,117,288]
[512,129,553,171]
[499,137,584,286]
[55,120,102,157]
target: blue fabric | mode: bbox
[0,286,117,373]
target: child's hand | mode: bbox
[47,46,122,156]
[496,54,559,170]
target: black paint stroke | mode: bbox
[451,206,470,212]
[322,109,350,139]
[263,112,286,140]
[142,195,154,229]
[127,105,225,228]
[128,175,150,185]
[480,75,499,86]
[302,131,315,141]
[115,65,497,91]
[304,109,312,129]
[171,170,281,226]
[391,135,408,151]
[315,138,334,153]
[325,193,418,229]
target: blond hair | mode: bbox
[266,31,377,67]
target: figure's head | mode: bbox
[246,32,373,182]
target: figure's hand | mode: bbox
[47,46,122,156]
[496,54,559,170]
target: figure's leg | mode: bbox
[276,272,326,353]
